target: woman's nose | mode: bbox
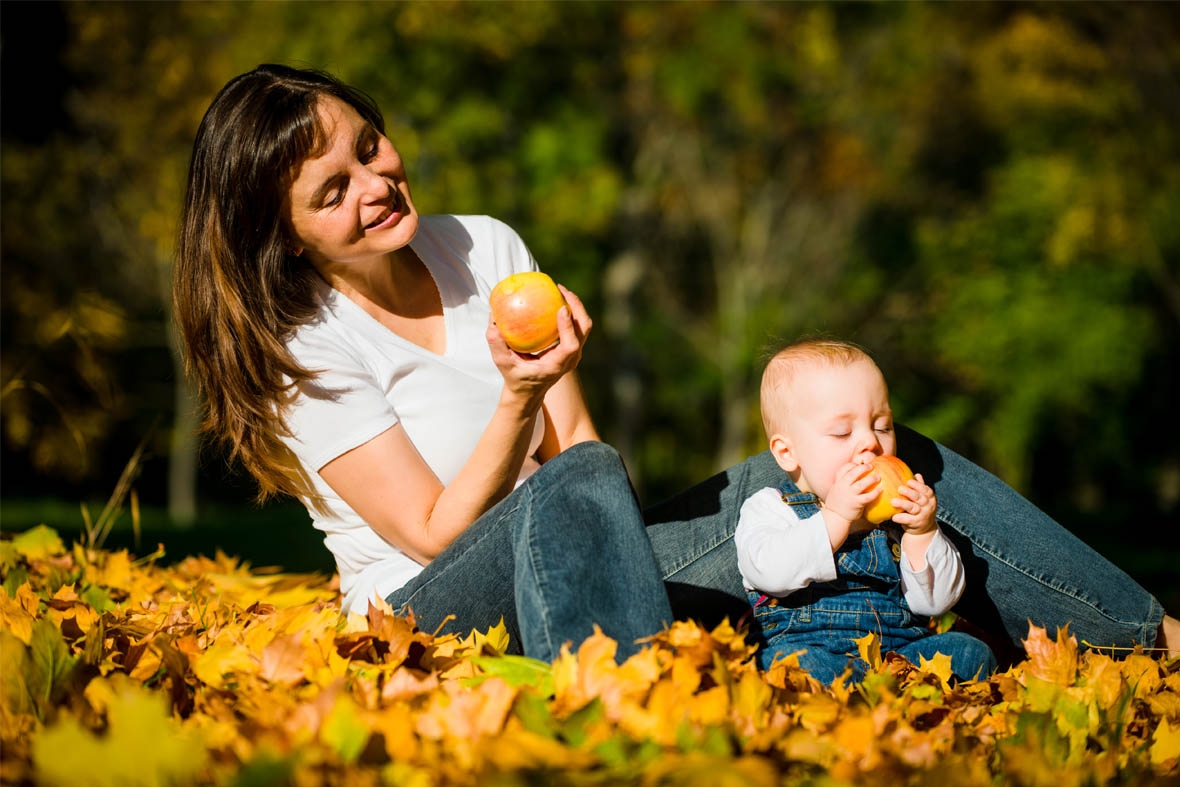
[355,163,390,201]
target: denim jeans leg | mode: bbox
[895,632,998,682]
[897,425,1164,650]
[644,450,785,626]
[386,479,529,655]
[387,442,671,663]
[513,442,673,663]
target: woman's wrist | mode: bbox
[498,386,546,419]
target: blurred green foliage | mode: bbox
[1,2,1177,578]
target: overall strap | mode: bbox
[777,480,821,518]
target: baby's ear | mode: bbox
[768,433,798,474]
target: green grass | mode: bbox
[0,497,335,575]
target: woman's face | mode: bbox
[286,95,419,268]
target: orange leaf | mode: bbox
[259,633,307,687]
[1021,622,1079,685]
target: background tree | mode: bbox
[1,1,1175,603]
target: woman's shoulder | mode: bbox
[284,286,369,367]
[417,214,520,243]
[415,215,536,282]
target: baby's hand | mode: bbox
[823,462,881,527]
[890,473,937,536]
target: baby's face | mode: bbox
[778,359,896,500]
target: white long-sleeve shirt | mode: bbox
[734,487,966,616]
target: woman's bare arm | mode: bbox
[319,288,593,564]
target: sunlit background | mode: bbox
[2,2,1177,607]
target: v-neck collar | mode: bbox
[318,237,451,359]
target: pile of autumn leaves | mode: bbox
[2,525,1178,787]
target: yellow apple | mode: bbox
[489,272,566,354]
[864,455,916,525]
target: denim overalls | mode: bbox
[746,482,996,684]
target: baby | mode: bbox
[735,338,996,684]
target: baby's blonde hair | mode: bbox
[759,338,876,438]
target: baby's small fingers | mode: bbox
[892,496,922,515]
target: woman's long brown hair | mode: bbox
[173,64,385,501]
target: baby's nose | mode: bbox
[855,432,883,459]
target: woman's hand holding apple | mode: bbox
[489,272,568,354]
[486,276,591,408]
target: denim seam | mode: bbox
[936,507,1160,643]
[522,495,556,661]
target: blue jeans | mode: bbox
[386,441,672,663]
[644,425,1164,652]
[390,428,1164,663]
[749,590,998,684]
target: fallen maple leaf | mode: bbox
[1022,623,1079,686]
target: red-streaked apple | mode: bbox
[864,455,916,525]
[489,271,566,354]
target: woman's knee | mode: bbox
[555,440,623,472]
[535,441,631,499]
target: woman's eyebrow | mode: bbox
[356,123,377,150]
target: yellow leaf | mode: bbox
[640,752,780,787]
[855,631,882,671]
[1022,622,1079,685]
[416,676,517,742]
[45,597,99,637]
[1077,652,1125,708]
[1121,653,1163,697]
[33,683,206,787]
[1149,692,1180,723]
[88,550,133,591]
[1,630,35,718]
[0,586,37,645]
[918,651,955,691]
[1150,718,1180,768]
[192,632,257,689]
[689,684,729,727]
[481,719,599,771]
[320,693,369,764]
[16,582,40,616]
[373,702,419,762]
[552,627,656,718]
[731,668,772,731]
[832,713,876,761]
[762,651,822,693]
[12,525,65,561]
[126,642,162,682]
[796,693,841,732]
[382,666,440,703]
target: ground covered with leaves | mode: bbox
[2,525,1178,786]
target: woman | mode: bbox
[174,64,1178,664]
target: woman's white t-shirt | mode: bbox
[280,215,545,614]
